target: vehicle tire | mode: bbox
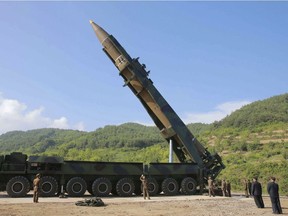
[161,178,179,196]
[66,177,87,197]
[181,177,197,195]
[6,176,30,197]
[92,177,112,197]
[116,178,135,197]
[39,176,58,197]
[147,177,159,196]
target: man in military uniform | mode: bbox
[140,174,150,200]
[248,179,252,196]
[33,173,41,203]
[208,176,215,197]
[221,179,226,197]
[244,179,249,198]
[251,177,264,208]
[226,180,231,197]
[267,176,282,214]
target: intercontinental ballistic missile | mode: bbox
[90,20,224,176]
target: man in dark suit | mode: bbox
[251,177,264,208]
[267,176,282,214]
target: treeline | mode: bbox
[0,122,210,156]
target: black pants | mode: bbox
[270,196,282,214]
[254,195,264,208]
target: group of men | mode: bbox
[245,176,282,214]
[207,175,283,214]
[32,174,283,214]
[207,177,231,197]
[221,179,232,197]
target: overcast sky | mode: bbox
[0,2,287,135]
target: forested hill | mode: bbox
[213,93,288,128]
[1,93,287,155]
[199,93,288,194]
[1,93,288,193]
[0,93,287,157]
[0,122,209,156]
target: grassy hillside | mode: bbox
[0,122,210,160]
[213,93,288,128]
[0,93,288,194]
[201,93,288,194]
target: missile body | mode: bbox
[90,21,177,132]
[90,21,224,177]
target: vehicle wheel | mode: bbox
[116,178,135,197]
[147,177,159,196]
[92,177,112,197]
[6,176,30,197]
[161,178,179,196]
[39,176,58,197]
[66,177,87,197]
[181,177,197,195]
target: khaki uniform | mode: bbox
[33,174,41,203]
[208,177,215,197]
[140,175,150,200]
[221,179,226,197]
[244,179,249,198]
[226,181,231,197]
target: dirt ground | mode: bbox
[0,192,287,216]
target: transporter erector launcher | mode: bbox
[0,21,225,199]
[90,20,225,181]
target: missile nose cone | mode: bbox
[89,20,109,44]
